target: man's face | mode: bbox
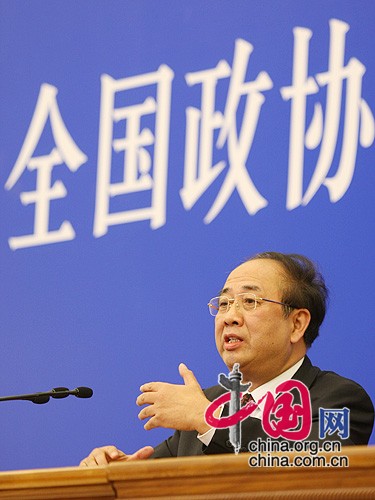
[214,258,305,386]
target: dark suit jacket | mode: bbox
[152,357,374,457]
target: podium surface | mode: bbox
[0,446,374,499]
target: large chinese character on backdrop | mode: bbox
[94,65,174,236]
[281,19,374,210]
[181,39,273,223]
[5,84,87,249]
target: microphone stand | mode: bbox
[0,387,93,404]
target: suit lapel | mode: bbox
[291,356,320,388]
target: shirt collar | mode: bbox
[250,356,305,403]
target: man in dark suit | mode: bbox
[80,252,374,465]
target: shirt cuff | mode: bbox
[197,426,216,446]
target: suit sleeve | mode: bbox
[151,429,206,458]
[308,371,374,445]
[151,431,181,458]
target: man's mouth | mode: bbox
[227,337,241,344]
[224,334,243,349]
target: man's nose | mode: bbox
[223,300,244,325]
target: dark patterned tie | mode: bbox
[241,392,254,406]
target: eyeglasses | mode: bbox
[207,292,296,317]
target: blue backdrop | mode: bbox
[0,1,374,471]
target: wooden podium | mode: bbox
[0,446,374,499]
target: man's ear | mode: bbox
[290,308,311,344]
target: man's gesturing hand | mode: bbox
[137,363,211,435]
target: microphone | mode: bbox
[69,387,94,399]
[0,387,93,404]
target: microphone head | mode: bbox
[74,387,93,399]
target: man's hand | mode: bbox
[136,363,211,435]
[79,445,154,466]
